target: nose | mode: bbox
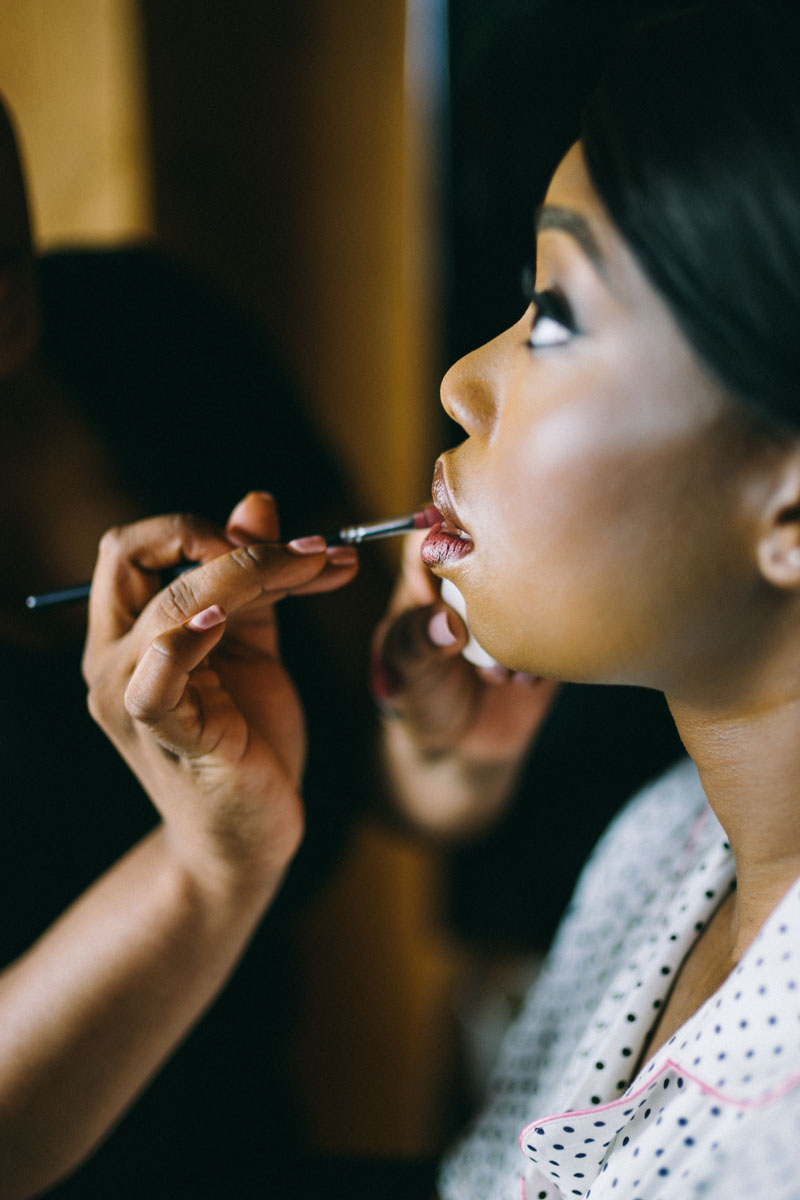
[439,321,517,437]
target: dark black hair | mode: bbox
[581,1,800,429]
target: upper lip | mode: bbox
[431,457,471,538]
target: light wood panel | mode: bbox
[140,0,440,521]
[0,0,153,247]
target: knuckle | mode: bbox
[163,573,204,622]
[170,511,211,548]
[85,683,105,725]
[97,525,125,559]
[171,511,197,535]
[231,542,270,572]
[222,542,282,592]
[85,674,122,734]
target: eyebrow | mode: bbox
[535,204,609,281]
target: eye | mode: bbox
[528,288,577,349]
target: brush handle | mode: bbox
[26,565,185,610]
[25,509,435,609]
[328,511,428,545]
[26,584,94,609]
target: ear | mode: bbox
[756,454,800,589]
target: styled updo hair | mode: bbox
[581,2,800,429]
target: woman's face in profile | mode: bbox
[424,142,770,695]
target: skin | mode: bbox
[379,143,800,1051]
[0,491,358,1195]
[430,143,783,701]
[20,134,800,1182]
[0,91,372,1192]
[374,528,560,837]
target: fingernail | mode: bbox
[187,604,226,631]
[287,535,327,554]
[326,545,358,567]
[428,609,458,647]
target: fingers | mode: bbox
[372,601,481,743]
[85,500,359,677]
[373,527,471,721]
[372,593,563,758]
[225,491,281,546]
[375,601,466,687]
[85,514,320,666]
[147,540,338,637]
[123,607,228,747]
[286,543,359,595]
[226,493,359,596]
[227,492,361,597]
[86,513,233,655]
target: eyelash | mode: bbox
[521,266,579,350]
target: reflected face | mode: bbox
[0,100,38,378]
[422,143,770,694]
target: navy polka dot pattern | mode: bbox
[438,759,800,1199]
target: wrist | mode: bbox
[157,809,303,919]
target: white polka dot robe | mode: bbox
[439,759,800,1199]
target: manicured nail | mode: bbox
[326,545,358,567]
[287,535,327,554]
[187,604,226,631]
[428,609,458,647]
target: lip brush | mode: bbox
[325,507,437,545]
[24,507,439,609]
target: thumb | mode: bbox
[427,605,465,651]
[371,601,481,746]
[373,601,469,696]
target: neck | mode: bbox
[668,692,800,962]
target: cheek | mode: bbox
[490,355,729,547]
[458,413,628,667]
[460,397,730,678]
[491,399,649,551]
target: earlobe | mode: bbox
[759,535,800,589]
[756,464,800,589]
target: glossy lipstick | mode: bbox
[421,459,475,568]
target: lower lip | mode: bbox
[420,523,474,568]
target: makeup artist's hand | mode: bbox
[83,492,358,896]
[373,531,559,837]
